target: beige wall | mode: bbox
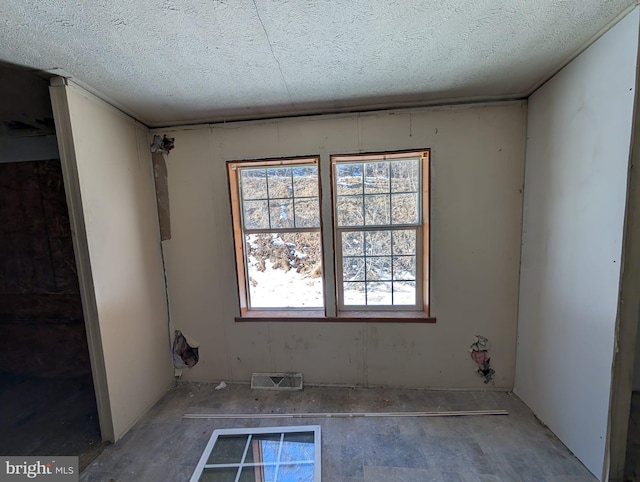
[51,83,174,441]
[514,9,639,480]
[156,102,526,389]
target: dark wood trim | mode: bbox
[424,151,431,316]
[332,150,428,162]
[235,310,436,323]
[227,162,247,311]
[228,155,319,169]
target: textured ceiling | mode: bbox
[0,0,636,126]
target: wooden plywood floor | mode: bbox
[80,383,595,481]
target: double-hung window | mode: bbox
[228,157,323,311]
[333,152,425,311]
[228,150,430,320]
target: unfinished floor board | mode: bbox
[80,383,596,481]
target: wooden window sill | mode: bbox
[235,310,435,323]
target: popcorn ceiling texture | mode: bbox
[0,0,635,126]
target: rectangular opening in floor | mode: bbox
[190,425,321,482]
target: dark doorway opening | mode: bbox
[0,64,106,471]
[624,329,640,481]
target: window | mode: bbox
[228,158,323,311]
[228,150,431,321]
[334,153,424,310]
[190,426,321,482]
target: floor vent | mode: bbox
[251,372,303,391]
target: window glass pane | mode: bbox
[283,431,315,444]
[364,194,390,225]
[343,257,365,281]
[199,467,239,482]
[391,193,419,224]
[244,434,281,464]
[393,255,416,281]
[366,281,392,305]
[246,232,323,308]
[392,229,416,255]
[393,281,416,305]
[238,466,272,482]
[364,162,390,194]
[238,466,263,482]
[269,199,294,229]
[340,228,420,307]
[335,163,363,195]
[267,167,293,198]
[366,256,392,281]
[336,158,420,227]
[294,198,320,228]
[365,231,391,256]
[293,166,318,197]
[241,165,319,231]
[281,432,315,462]
[336,196,364,226]
[241,168,267,200]
[263,465,276,482]
[278,464,315,481]
[343,282,366,305]
[243,200,269,230]
[341,231,364,256]
[207,435,248,464]
[391,158,420,193]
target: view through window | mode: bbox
[334,154,423,309]
[234,159,322,309]
[228,150,429,317]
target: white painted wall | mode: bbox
[156,102,526,389]
[514,9,639,480]
[53,83,174,440]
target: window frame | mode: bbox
[332,151,427,312]
[228,150,432,322]
[190,425,321,482]
[227,156,324,314]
